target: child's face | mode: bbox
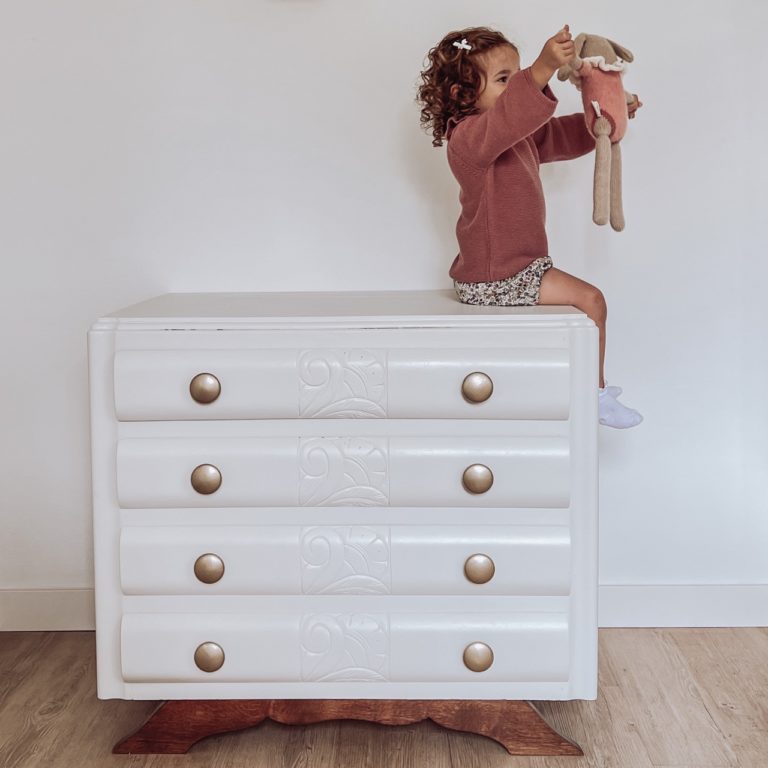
[475,45,521,113]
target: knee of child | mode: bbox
[583,287,607,322]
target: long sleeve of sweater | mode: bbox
[532,113,596,163]
[445,69,593,283]
[446,66,558,169]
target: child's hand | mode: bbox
[531,25,575,89]
[628,94,643,119]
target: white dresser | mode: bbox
[88,289,598,703]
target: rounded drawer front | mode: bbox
[114,350,298,421]
[113,347,570,421]
[120,611,569,683]
[388,348,569,420]
[116,436,569,509]
[119,525,570,596]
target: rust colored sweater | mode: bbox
[446,65,595,283]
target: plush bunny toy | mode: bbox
[557,34,639,232]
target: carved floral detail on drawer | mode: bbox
[298,350,387,418]
[300,526,391,594]
[300,613,389,682]
[299,437,389,506]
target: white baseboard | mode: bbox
[598,584,768,627]
[0,589,95,631]
[1,586,766,631]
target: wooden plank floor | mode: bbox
[0,629,766,767]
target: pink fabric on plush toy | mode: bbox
[576,60,628,143]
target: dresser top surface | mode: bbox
[93,290,591,330]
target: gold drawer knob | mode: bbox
[194,553,225,584]
[189,372,221,404]
[461,371,493,403]
[191,464,222,494]
[464,553,495,584]
[194,641,225,673]
[463,642,494,672]
[462,463,493,494]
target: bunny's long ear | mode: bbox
[607,38,634,62]
[574,33,587,57]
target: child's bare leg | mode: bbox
[537,267,607,387]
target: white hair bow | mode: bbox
[452,38,472,51]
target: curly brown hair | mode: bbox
[416,27,519,147]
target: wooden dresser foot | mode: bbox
[113,699,583,756]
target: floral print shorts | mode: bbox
[453,256,553,306]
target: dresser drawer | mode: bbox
[116,435,570,509]
[119,524,570,596]
[121,611,569,683]
[113,348,570,421]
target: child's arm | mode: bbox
[448,26,575,169]
[448,67,557,169]
[532,114,596,163]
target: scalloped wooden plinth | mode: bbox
[113,699,583,756]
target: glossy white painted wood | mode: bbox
[120,611,570,683]
[119,525,571,596]
[113,347,570,421]
[88,289,599,701]
[94,289,591,328]
[115,435,570,509]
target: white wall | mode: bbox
[1,0,766,628]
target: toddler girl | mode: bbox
[416,25,643,429]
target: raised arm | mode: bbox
[448,67,558,169]
[533,113,596,163]
[447,25,577,169]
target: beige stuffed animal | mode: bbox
[557,34,640,231]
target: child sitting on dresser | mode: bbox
[416,24,643,429]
